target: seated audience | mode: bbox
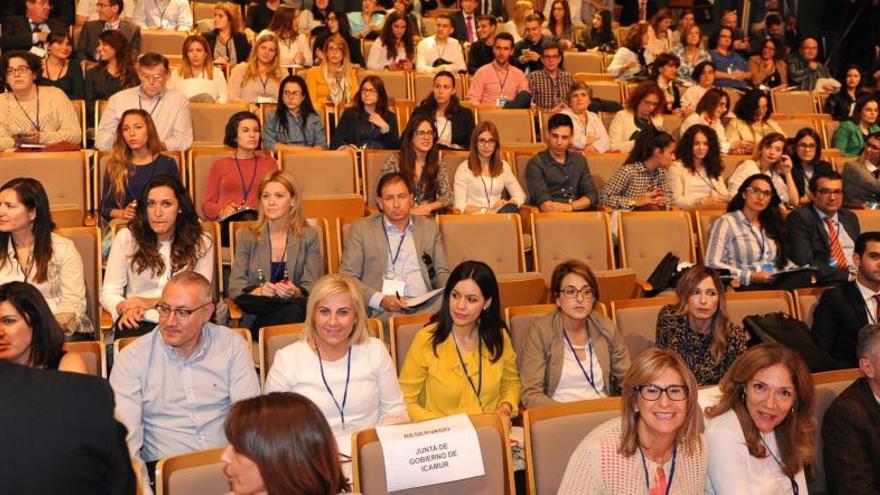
[645,8,674,58]
[264,74,327,150]
[132,0,192,31]
[671,9,696,48]
[221,392,351,495]
[813,232,880,368]
[246,0,280,34]
[790,127,834,203]
[513,14,551,73]
[842,132,880,207]
[824,65,867,122]
[329,76,400,150]
[95,53,193,152]
[474,0,509,22]
[674,24,710,84]
[110,272,260,487]
[38,31,84,100]
[399,260,521,422]
[544,0,576,50]
[392,0,426,38]
[748,38,787,89]
[727,133,800,206]
[527,41,573,112]
[347,0,385,40]
[367,11,415,71]
[709,26,750,89]
[834,95,880,157]
[519,260,631,408]
[84,31,140,124]
[228,170,323,330]
[453,121,526,213]
[606,22,652,81]
[202,112,278,222]
[526,113,598,212]
[75,0,141,63]
[787,169,859,286]
[380,116,451,212]
[668,124,729,209]
[718,9,750,56]
[411,71,475,150]
[503,0,532,43]
[338,172,450,324]
[725,89,786,155]
[748,11,786,56]
[101,175,214,335]
[704,343,815,494]
[0,0,68,53]
[75,0,135,25]
[227,33,284,104]
[608,82,665,152]
[0,51,81,152]
[312,12,366,68]
[466,32,530,107]
[299,0,334,34]
[822,323,880,493]
[305,34,360,109]
[451,0,480,45]
[787,37,834,92]
[264,6,313,67]
[265,273,408,450]
[558,348,705,494]
[415,13,466,74]
[203,3,251,70]
[560,82,610,153]
[656,265,749,385]
[0,280,87,372]
[581,8,617,53]
[680,88,732,153]
[601,128,675,210]
[680,61,716,111]
[467,15,498,75]
[169,35,228,103]
[651,53,683,114]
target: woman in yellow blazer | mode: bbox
[304,34,359,111]
[399,260,521,423]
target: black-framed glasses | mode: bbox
[156,302,211,320]
[816,188,843,196]
[5,66,31,76]
[477,138,497,146]
[414,130,435,138]
[745,187,772,198]
[637,384,689,401]
[283,90,303,98]
[559,287,594,300]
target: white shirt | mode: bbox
[263,31,313,67]
[453,160,527,211]
[100,228,215,320]
[561,108,610,153]
[706,409,808,495]
[169,66,228,103]
[503,21,523,43]
[366,38,409,71]
[856,279,880,325]
[727,159,792,204]
[607,110,664,152]
[680,112,732,153]
[606,47,655,81]
[264,338,409,455]
[132,0,193,31]
[667,160,729,208]
[415,36,466,74]
[550,338,606,402]
[77,0,135,20]
[96,86,194,151]
[681,85,708,110]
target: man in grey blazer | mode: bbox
[75,0,141,62]
[843,131,880,208]
[340,172,450,330]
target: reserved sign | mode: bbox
[375,413,485,491]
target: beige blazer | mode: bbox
[517,309,632,409]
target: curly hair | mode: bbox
[379,10,415,62]
[625,81,666,116]
[733,88,773,124]
[676,124,723,180]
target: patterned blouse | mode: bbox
[380,154,453,209]
[655,305,750,385]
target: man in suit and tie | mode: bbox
[813,232,880,368]
[0,0,69,53]
[615,0,658,27]
[451,0,479,45]
[1,0,74,29]
[475,0,507,22]
[76,0,141,62]
[787,170,860,286]
[340,171,450,330]
[0,361,136,494]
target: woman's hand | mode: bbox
[275,280,302,299]
[410,204,433,216]
[219,202,240,218]
[369,113,390,133]
[497,402,513,429]
[115,298,149,330]
[751,271,775,284]
[776,154,793,175]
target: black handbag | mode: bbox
[742,312,842,372]
[647,252,680,295]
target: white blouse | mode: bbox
[550,340,606,402]
[271,32,313,67]
[264,337,409,455]
[681,85,708,111]
[727,159,792,204]
[667,160,730,208]
[453,160,527,211]
[169,66,228,103]
[366,39,409,70]
[607,110,664,152]
[561,108,610,153]
[100,228,215,320]
[680,112,732,153]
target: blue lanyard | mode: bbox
[385,227,406,269]
[315,344,352,429]
[562,327,601,395]
[639,445,677,495]
[452,333,482,406]
[745,220,768,261]
[233,154,258,204]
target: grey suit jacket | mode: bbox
[228,225,324,299]
[339,214,450,308]
[75,19,141,62]
[843,159,880,206]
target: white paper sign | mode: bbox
[375,413,485,491]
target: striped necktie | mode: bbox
[824,217,848,270]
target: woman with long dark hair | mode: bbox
[545,0,575,50]
[580,9,616,53]
[264,6,313,67]
[790,127,833,203]
[380,114,452,215]
[726,89,786,155]
[454,121,525,214]
[646,8,674,58]
[298,0,335,35]
[366,11,415,71]
[668,124,729,209]
[411,70,474,149]
[264,74,327,150]
[607,22,652,81]
[39,31,84,100]
[204,3,252,70]
[312,11,365,67]
[708,26,749,90]
[329,75,399,150]
[399,261,521,423]
[601,128,675,210]
[85,30,139,125]
[824,65,868,121]
[748,38,787,89]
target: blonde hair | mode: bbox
[214,2,243,33]
[107,109,163,206]
[321,34,353,74]
[247,170,306,238]
[512,0,534,30]
[244,32,284,84]
[301,274,370,346]
[180,35,214,79]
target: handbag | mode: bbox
[646,251,680,295]
[742,312,842,372]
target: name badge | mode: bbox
[496,97,508,107]
[256,95,274,104]
[759,261,775,273]
[381,278,406,297]
[29,46,47,58]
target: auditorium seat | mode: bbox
[505,303,557,356]
[277,146,359,196]
[809,368,864,495]
[618,211,696,282]
[190,102,252,145]
[822,120,840,149]
[475,108,536,144]
[564,52,604,73]
[611,296,676,358]
[58,226,102,331]
[62,341,105,378]
[531,212,614,285]
[155,447,227,495]
[497,272,547,313]
[583,152,626,194]
[390,312,432,373]
[775,117,818,139]
[412,72,468,104]
[853,209,880,231]
[594,268,648,304]
[694,209,725,261]
[357,69,411,102]
[140,30,189,56]
[438,149,470,189]
[362,149,400,206]
[438,213,526,275]
[724,290,795,327]
[721,155,751,183]
[794,286,831,328]
[0,152,90,226]
[582,81,623,106]
[771,90,817,115]
[70,99,87,148]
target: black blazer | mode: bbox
[617,0,658,26]
[2,0,74,27]
[792,159,833,198]
[467,40,494,74]
[786,205,860,285]
[411,103,475,149]
[75,20,142,62]
[329,108,401,150]
[0,361,136,494]
[822,377,880,495]
[0,16,68,51]
[812,281,869,368]
[451,10,478,44]
[203,30,253,66]
[476,0,508,21]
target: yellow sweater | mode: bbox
[398,323,522,421]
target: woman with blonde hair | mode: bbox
[705,343,816,494]
[453,121,526,214]
[558,348,707,494]
[204,3,252,69]
[264,273,408,454]
[263,6,313,67]
[504,0,534,43]
[170,34,228,103]
[227,32,285,104]
[228,170,323,330]
[305,34,359,109]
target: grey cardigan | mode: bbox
[517,310,632,409]
[227,225,324,299]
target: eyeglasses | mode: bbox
[637,384,689,401]
[414,130,435,138]
[139,73,166,83]
[156,302,211,320]
[866,143,880,152]
[559,287,594,300]
[542,53,561,60]
[283,90,303,97]
[745,187,772,198]
[326,46,344,53]
[477,138,497,146]
[816,188,843,196]
[796,142,816,150]
[5,66,31,76]
[360,87,377,94]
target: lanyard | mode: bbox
[266,225,289,282]
[258,73,271,96]
[745,220,768,261]
[493,64,510,94]
[13,87,40,132]
[233,154,258,203]
[682,325,712,371]
[562,328,601,395]
[44,60,67,81]
[288,110,308,142]
[759,436,799,495]
[385,227,406,269]
[154,0,170,26]
[479,174,494,208]
[315,344,352,430]
[436,40,448,61]
[138,93,163,116]
[452,333,482,405]
[639,445,677,495]
[694,168,721,196]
